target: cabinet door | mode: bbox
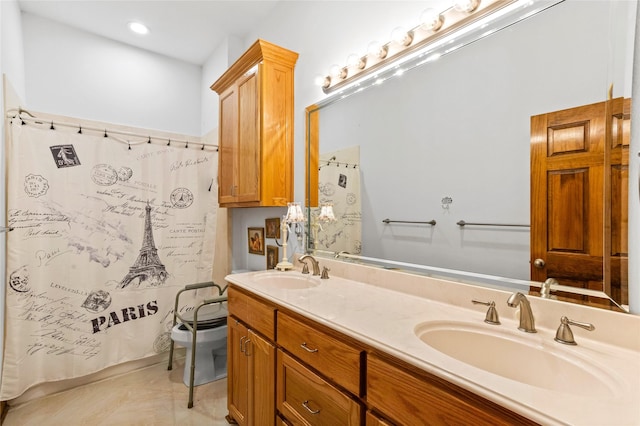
[248,329,276,426]
[218,86,238,205]
[227,319,249,425]
[235,72,260,203]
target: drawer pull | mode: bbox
[240,336,247,353]
[302,400,321,414]
[300,342,318,353]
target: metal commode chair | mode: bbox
[167,281,228,408]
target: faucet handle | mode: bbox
[554,316,595,345]
[301,263,310,274]
[320,266,330,279]
[471,300,500,325]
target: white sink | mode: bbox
[252,272,320,290]
[414,321,618,397]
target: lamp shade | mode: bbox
[285,202,305,223]
[318,203,336,222]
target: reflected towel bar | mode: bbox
[457,220,529,228]
[383,219,436,226]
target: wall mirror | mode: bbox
[305,0,636,312]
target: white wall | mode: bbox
[201,35,243,135]
[1,0,27,385]
[21,13,202,136]
[1,0,26,101]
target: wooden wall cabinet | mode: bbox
[211,39,298,207]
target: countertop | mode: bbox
[226,265,640,426]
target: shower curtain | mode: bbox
[316,146,362,254]
[1,117,219,399]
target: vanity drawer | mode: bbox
[227,285,276,340]
[277,350,361,426]
[367,354,538,426]
[277,311,362,395]
[366,411,394,426]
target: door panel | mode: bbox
[219,87,238,204]
[228,319,249,425]
[608,98,630,305]
[236,72,260,203]
[531,101,606,289]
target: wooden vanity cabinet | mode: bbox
[226,284,539,425]
[367,353,539,426]
[227,287,277,426]
[211,39,298,208]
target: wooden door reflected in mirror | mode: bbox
[530,98,630,310]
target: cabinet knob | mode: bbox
[533,258,545,269]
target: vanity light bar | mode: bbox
[321,0,518,94]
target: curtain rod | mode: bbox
[319,158,359,169]
[6,108,218,151]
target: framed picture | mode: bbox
[248,227,265,255]
[266,245,279,269]
[265,217,281,239]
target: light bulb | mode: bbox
[453,0,480,13]
[367,41,388,59]
[314,74,331,88]
[329,64,346,79]
[391,27,413,46]
[420,8,444,31]
[346,53,366,70]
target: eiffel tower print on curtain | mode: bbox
[119,202,168,289]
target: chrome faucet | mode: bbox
[507,292,536,333]
[298,254,320,276]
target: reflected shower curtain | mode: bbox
[1,118,218,399]
[316,146,362,254]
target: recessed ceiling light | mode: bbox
[128,21,149,35]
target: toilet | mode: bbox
[170,302,228,387]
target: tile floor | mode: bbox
[3,358,229,425]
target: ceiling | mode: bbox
[17,0,283,65]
